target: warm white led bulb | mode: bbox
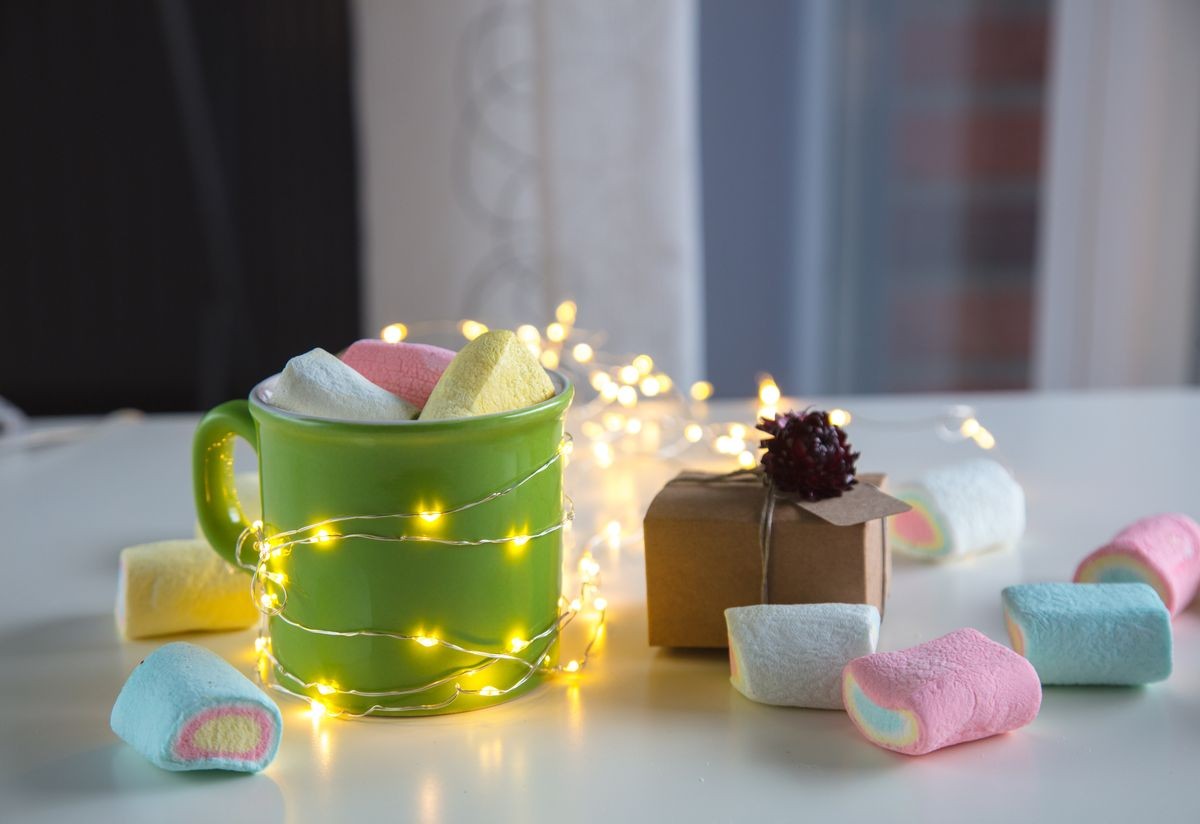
[579,554,601,580]
[460,320,488,340]
[572,343,594,363]
[381,323,408,343]
[828,408,852,427]
[592,442,614,468]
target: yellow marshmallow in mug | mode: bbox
[420,329,556,420]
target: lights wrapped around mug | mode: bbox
[236,435,609,719]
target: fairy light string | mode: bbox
[242,300,1001,719]
[241,433,609,719]
[378,303,1001,473]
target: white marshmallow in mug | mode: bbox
[268,348,417,422]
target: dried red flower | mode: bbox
[756,409,860,501]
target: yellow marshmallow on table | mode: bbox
[116,540,258,640]
[419,329,556,420]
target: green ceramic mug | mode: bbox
[193,370,573,716]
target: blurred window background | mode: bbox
[701,0,1048,395]
[2,0,1198,416]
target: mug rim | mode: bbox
[248,369,573,431]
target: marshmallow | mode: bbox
[116,540,258,639]
[341,339,455,408]
[419,329,556,420]
[888,458,1025,561]
[843,628,1041,756]
[1002,583,1172,685]
[268,347,417,421]
[111,642,282,772]
[726,603,879,709]
[1074,513,1200,616]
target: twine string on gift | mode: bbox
[759,480,777,603]
[674,468,781,602]
[673,469,888,609]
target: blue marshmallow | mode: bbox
[1001,583,1172,686]
[111,642,283,772]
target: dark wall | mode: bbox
[0,0,361,415]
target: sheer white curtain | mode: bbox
[1035,0,1200,388]
[352,0,703,380]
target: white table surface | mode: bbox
[2,389,1198,824]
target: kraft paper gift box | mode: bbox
[643,472,909,648]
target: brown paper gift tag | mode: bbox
[789,481,912,526]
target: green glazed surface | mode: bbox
[193,372,572,715]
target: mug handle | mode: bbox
[193,400,259,568]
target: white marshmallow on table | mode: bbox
[725,603,880,710]
[888,458,1025,562]
[268,348,417,421]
